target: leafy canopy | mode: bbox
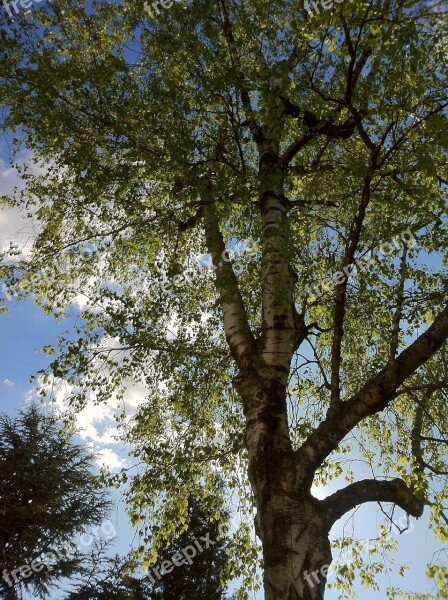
[0,0,447,596]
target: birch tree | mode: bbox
[1,0,447,598]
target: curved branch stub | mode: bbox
[321,478,425,529]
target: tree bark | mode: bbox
[235,372,332,600]
[260,498,332,600]
[259,504,331,600]
[237,146,337,600]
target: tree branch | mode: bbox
[411,395,425,474]
[389,244,408,362]
[410,389,448,476]
[280,130,316,168]
[321,478,424,528]
[219,0,262,144]
[202,202,255,369]
[330,174,372,404]
[279,115,358,168]
[297,303,448,475]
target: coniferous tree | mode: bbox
[0,406,110,599]
[63,550,150,600]
[64,497,231,600]
[146,496,230,600]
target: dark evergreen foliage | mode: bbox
[0,406,110,599]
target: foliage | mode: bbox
[63,496,231,599]
[63,549,150,600]
[0,405,111,599]
[145,495,230,599]
[0,0,447,597]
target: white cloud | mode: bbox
[93,447,127,470]
[123,383,147,413]
[165,312,179,341]
[0,158,38,258]
[69,292,94,312]
[34,376,131,472]
[2,378,14,387]
[0,204,38,258]
[0,153,57,261]
[39,375,118,444]
[32,362,149,473]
